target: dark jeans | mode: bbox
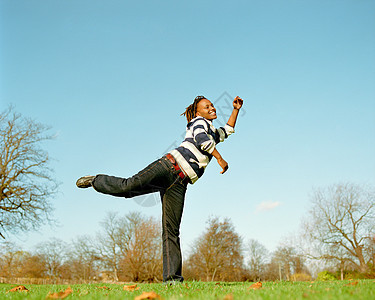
[91,155,187,282]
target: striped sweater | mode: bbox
[170,116,235,184]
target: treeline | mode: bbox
[183,217,312,282]
[0,212,312,283]
[1,183,374,283]
[1,212,162,282]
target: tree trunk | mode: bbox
[356,246,369,273]
[340,260,344,280]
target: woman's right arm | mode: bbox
[212,148,228,174]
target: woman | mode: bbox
[76,95,244,282]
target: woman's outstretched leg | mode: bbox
[76,158,171,198]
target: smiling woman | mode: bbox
[196,98,218,119]
[75,95,244,284]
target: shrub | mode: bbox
[343,270,367,280]
[316,271,336,281]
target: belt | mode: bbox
[166,153,188,182]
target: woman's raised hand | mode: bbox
[233,96,243,110]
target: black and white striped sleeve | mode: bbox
[216,124,235,143]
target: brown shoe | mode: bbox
[76,176,95,188]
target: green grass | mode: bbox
[0,280,374,299]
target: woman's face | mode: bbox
[196,99,217,120]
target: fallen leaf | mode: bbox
[123,284,139,291]
[97,286,111,290]
[47,287,73,299]
[134,291,161,300]
[345,281,358,286]
[7,285,29,293]
[248,282,262,290]
[224,293,233,300]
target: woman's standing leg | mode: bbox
[160,180,187,282]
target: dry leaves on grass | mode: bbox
[47,287,73,299]
[248,282,262,290]
[7,285,29,293]
[345,281,359,286]
[223,293,233,300]
[134,291,161,300]
[97,286,111,290]
[123,284,140,291]
[214,282,222,289]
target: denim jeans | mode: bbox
[91,155,187,282]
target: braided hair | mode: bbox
[181,95,206,123]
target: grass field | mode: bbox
[1,280,374,299]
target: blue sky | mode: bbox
[1,0,374,256]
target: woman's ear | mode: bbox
[196,111,201,117]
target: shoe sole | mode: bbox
[76,176,94,188]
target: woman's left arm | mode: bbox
[226,96,244,128]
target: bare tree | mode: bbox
[96,211,162,282]
[246,239,269,281]
[21,252,47,278]
[0,241,23,277]
[65,235,101,281]
[185,216,244,281]
[120,213,162,282]
[0,241,46,278]
[95,212,124,281]
[302,183,375,273]
[35,238,67,279]
[0,107,58,237]
[271,246,307,280]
